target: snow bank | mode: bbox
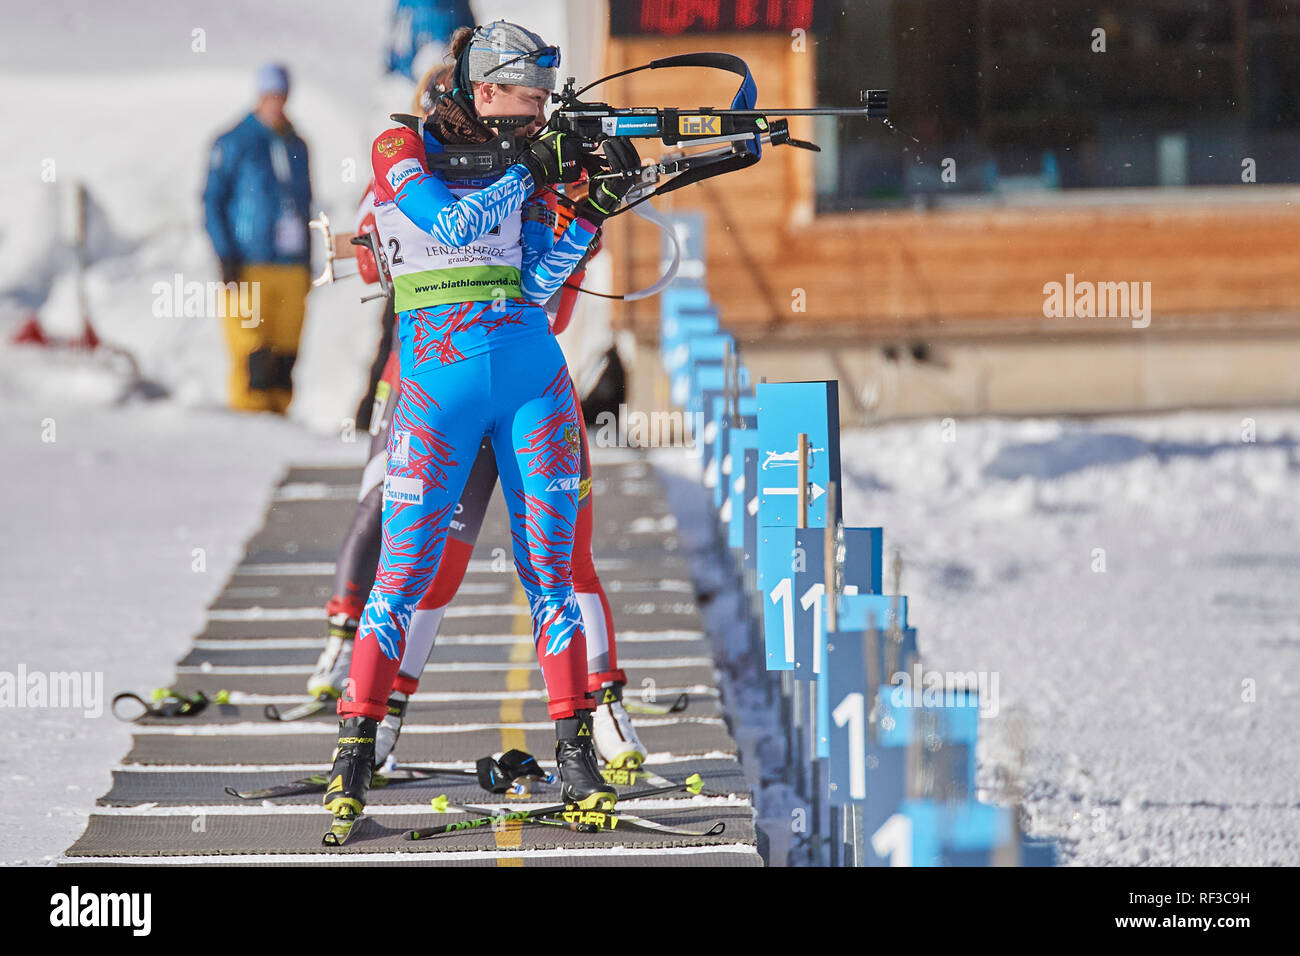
[840,411,1300,865]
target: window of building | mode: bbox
[814,0,1300,210]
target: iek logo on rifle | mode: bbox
[679,115,721,135]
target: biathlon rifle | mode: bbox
[406,53,887,300]
[424,52,885,204]
[544,52,887,217]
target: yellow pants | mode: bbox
[221,263,310,413]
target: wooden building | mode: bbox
[596,3,1300,423]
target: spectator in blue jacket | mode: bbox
[203,64,313,413]
[387,0,474,79]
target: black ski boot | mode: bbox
[555,709,617,810]
[323,716,377,820]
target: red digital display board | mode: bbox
[610,0,816,36]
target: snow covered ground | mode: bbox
[656,410,1300,865]
[9,395,1296,866]
[0,394,355,865]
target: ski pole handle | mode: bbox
[308,211,335,288]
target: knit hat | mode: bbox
[463,20,558,91]
[255,63,290,98]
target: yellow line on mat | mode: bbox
[496,576,534,865]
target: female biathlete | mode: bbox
[310,65,645,774]
[324,21,640,821]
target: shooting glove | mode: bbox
[518,130,584,186]
[575,137,640,225]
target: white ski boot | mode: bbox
[591,683,647,769]
[374,691,408,768]
[308,614,356,698]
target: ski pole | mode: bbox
[427,793,599,833]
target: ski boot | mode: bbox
[374,691,408,769]
[322,716,377,844]
[591,683,647,770]
[307,614,356,699]
[556,710,617,810]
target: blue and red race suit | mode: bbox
[341,123,600,722]
[328,177,623,699]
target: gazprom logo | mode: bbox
[384,475,424,504]
[386,159,421,191]
[545,475,581,492]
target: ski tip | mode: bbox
[669,693,689,713]
[263,704,281,721]
[404,829,421,841]
[707,821,726,836]
[222,786,244,799]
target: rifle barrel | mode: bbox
[724,108,880,116]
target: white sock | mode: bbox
[575,591,611,676]
[399,605,446,679]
